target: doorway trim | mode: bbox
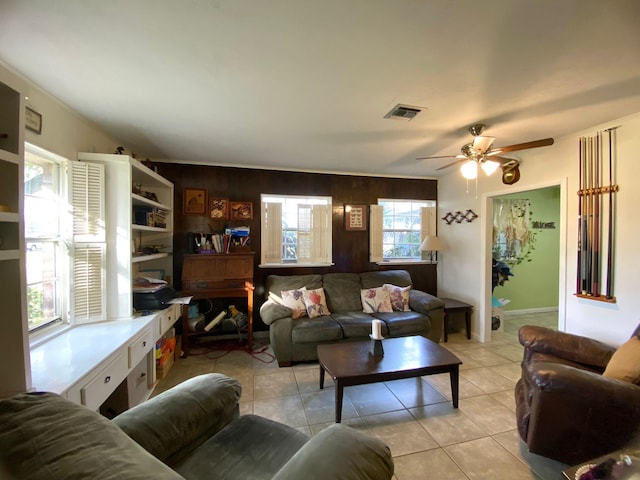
[479,177,568,342]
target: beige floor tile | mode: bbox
[394,448,468,480]
[460,367,516,394]
[293,365,329,394]
[489,344,525,362]
[457,395,517,435]
[252,394,308,428]
[301,388,358,424]
[345,383,405,417]
[253,370,299,400]
[489,390,517,412]
[460,347,513,367]
[424,372,484,400]
[384,377,448,409]
[489,362,523,383]
[239,401,253,415]
[363,410,439,457]
[309,416,369,436]
[444,437,538,479]
[409,402,486,446]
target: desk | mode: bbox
[181,253,255,356]
[440,297,472,342]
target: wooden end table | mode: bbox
[441,297,472,342]
[318,335,462,423]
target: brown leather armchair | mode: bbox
[515,325,640,465]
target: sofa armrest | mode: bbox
[523,362,640,463]
[272,424,394,480]
[260,298,294,325]
[409,290,444,313]
[519,325,615,369]
[113,373,241,467]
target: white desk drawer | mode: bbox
[81,354,128,411]
[159,305,179,337]
[128,326,153,368]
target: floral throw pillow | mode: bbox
[384,284,411,312]
[361,287,393,313]
[281,287,308,319]
[302,288,331,318]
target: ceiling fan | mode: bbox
[417,124,554,184]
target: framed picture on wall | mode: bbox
[183,188,207,215]
[230,201,253,220]
[209,197,229,220]
[345,204,367,231]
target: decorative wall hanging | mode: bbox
[230,201,253,220]
[493,199,535,266]
[442,209,478,225]
[345,204,367,231]
[183,188,207,215]
[575,127,620,303]
[209,198,229,220]
[25,106,42,134]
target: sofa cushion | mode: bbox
[360,270,413,289]
[266,274,323,296]
[603,336,640,384]
[361,287,393,313]
[292,316,343,343]
[302,287,331,318]
[322,272,363,312]
[372,311,430,337]
[384,284,411,311]
[175,415,309,480]
[331,311,386,338]
[281,287,308,319]
[0,392,181,480]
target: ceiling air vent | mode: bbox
[384,104,423,121]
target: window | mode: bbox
[24,147,65,331]
[261,194,332,266]
[370,199,436,263]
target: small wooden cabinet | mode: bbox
[181,253,255,356]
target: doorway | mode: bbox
[481,180,567,342]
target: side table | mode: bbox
[440,297,472,342]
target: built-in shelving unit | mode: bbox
[78,153,174,318]
[0,77,31,397]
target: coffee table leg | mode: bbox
[319,365,325,389]
[335,382,344,423]
[450,366,459,408]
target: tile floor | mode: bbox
[153,312,570,479]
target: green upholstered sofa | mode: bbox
[260,270,445,367]
[0,373,394,480]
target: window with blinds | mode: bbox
[370,199,436,263]
[260,194,332,266]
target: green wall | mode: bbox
[493,186,560,311]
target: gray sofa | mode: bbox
[0,373,394,480]
[260,270,445,367]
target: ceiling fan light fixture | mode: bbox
[481,159,500,176]
[460,160,478,179]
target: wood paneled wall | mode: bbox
[156,163,438,330]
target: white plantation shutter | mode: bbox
[70,161,106,323]
[369,205,383,262]
[310,204,331,264]
[421,206,436,261]
[262,202,283,264]
[297,204,312,262]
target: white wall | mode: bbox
[0,62,120,160]
[438,112,640,346]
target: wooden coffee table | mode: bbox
[318,335,462,423]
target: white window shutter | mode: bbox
[297,204,312,262]
[369,205,383,263]
[261,202,283,264]
[70,161,105,242]
[421,206,436,239]
[69,161,106,323]
[310,204,331,263]
[71,243,107,323]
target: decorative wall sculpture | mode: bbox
[442,209,478,225]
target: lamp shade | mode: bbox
[420,235,443,252]
[460,160,478,179]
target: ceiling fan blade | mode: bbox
[472,135,495,154]
[416,154,457,160]
[436,158,466,171]
[491,155,519,169]
[487,138,554,156]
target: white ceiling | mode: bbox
[1,0,640,177]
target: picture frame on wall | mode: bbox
[345,204,367,231]
[183,188,207,215]
[209,197,229,220]
[230,201,253,220]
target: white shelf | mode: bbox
[131,193,170,210]
[0,211,20,222]
[0,150,21,165]
[132,224,169,232]
[132,252,169,264]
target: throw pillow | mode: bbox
[302,288,331,318]
[280,287,308,319]
[384,284,411,311]
[602,336,640,384]
[361,287,393,313]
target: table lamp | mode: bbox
[420,235,443,262]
